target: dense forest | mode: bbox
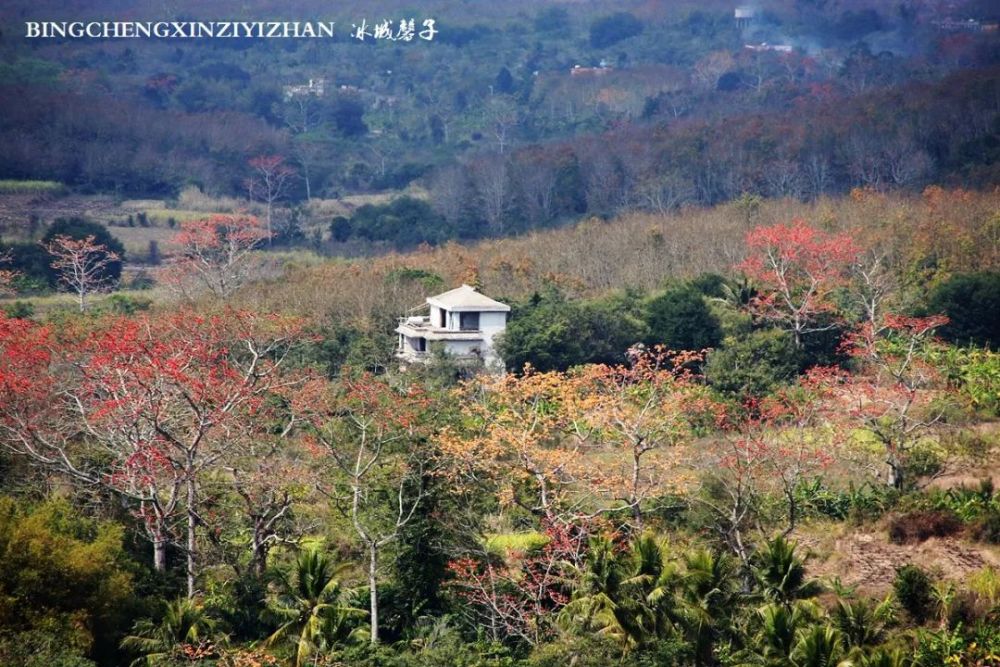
[1,0,999,224]
[1,1,1000,666]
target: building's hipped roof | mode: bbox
[427,284,510,312]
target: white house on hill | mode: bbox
[395,284,510,371]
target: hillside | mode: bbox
[1,1,1000,666]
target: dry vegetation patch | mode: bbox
[798,522,1000,594]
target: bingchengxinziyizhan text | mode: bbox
[24,19,438,41]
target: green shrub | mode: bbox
[497,290,645,372]
[893,564,935,624]
[129,270,156,290]
[105,294,153,315]
[927,272,1000,348]
[931,347,1000,417]
[794,478,897,522]
[349,197,449,248]
[0,630,97,667]
[0,496,137,664]
[969,509,1000,545]
[923,479,1000,544]
[705,329,802,398]
[642,283,722,352]
[1,300,34,319]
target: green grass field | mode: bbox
[0,180,65,195]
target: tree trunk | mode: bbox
[782,488,797,537]
[631,448,643,531]
[265,202,273,245]
[887,457,904,490]
[153,533,167,572]
[368,541,379,645]
[251,528,268,577]
[186,476,197,598]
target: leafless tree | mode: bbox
[430,165,471,226]
[804,153,831,199]
[636,171,695,214]
[283,94,320,135]
[293,138,330,202]
[843,131,884,190]
[883,137,933,186]
[247,155,296,241]
[517,158,559,225]
[473,156,513,235]
[44,234,119,312]
[484,95,520,155]
[765,159,805,199]
[302,380,433,645]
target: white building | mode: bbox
[744,42,794,53]
[735,6,758,27]
[283,78,326,100]
[395,284,510,371]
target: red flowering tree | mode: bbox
[0,314,61,461]
[0,309,308,595]
[0,312,189,573]
[167,214,269,299]
[739,219,859,348]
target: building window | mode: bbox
[415,337,427,352]
[459,312,480,331]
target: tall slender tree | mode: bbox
[45,234,120,311]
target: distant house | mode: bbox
[395,284,510,371]
[735,6,757,27]
[283,78,326,100]
[571,63,612,76]
[744,42,794,53]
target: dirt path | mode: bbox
[798,527,1000,594]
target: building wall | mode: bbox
[441,340,480,356]
[430,306,445,329]
[399,335,426,359]
[480,311,508,370]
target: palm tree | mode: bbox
[618,532,675,646]
[559,533,677,650]
[121,598,220,666]
[674,548,741,666]
[754,536,823,608]
[558,534,627,642]
[854,648,910,667]
[265,549,367,667]
[559,532,688,657]
[831,597,895,651]
[756,603,809,664]
[789,626,854,667]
